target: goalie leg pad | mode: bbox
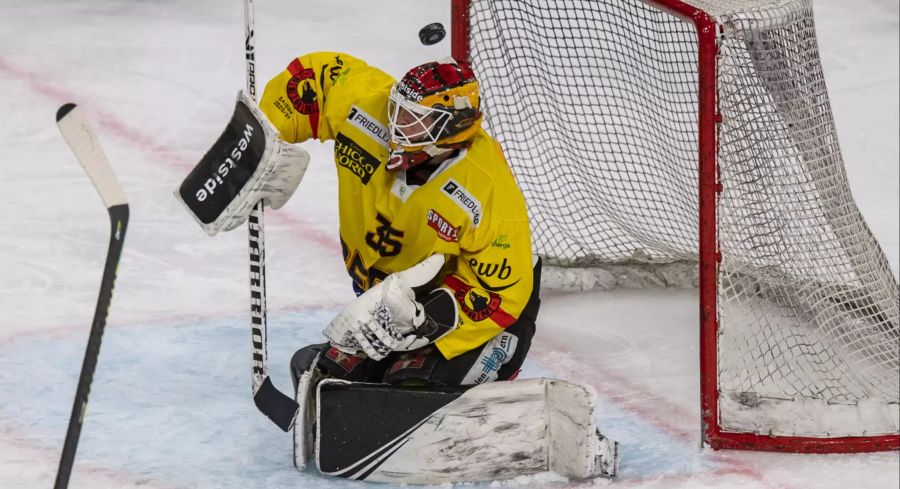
[315,378,619,483]
[291,342,389,469]
[290,343,328,470]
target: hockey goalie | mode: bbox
[176,52,619,483]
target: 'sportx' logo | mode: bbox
[426,209,460,242]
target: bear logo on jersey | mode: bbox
[284,58,321,139]
[454,284,502,322]
[286,60,318,115]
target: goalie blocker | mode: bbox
[293,369,619,483]
[174,91,309,236]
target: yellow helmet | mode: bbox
[387,58,482,171]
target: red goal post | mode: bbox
[451,0,899,453]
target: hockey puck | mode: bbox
[419,22,446,45]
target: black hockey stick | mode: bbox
[53,103,129,489]
[243,0,299,432]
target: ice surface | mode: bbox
[0,1,896,488]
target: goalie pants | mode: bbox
[291,259,541,388]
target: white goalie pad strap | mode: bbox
[175,90,310,236]
[315,378,619,483]
[292,364,321,470]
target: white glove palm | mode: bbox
[325,255,445,360]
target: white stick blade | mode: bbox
[56,103,127,208]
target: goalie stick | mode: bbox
[243,0,299,432]
[53,103,129,489]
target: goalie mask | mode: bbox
[387,58,482,171]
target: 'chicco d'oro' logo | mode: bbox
[334,134,381,184]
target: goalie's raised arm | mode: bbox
[174,91,310,236]
[258,52,394,144]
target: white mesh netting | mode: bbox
[464,0,899,441]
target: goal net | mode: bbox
[452,0,899,452]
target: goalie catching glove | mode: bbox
[325,254,457,360]
[174,91,310,236]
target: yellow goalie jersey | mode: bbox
[259,52,533,360]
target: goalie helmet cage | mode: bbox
[450,0,899,453]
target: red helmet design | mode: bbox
[387,58,482,171]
